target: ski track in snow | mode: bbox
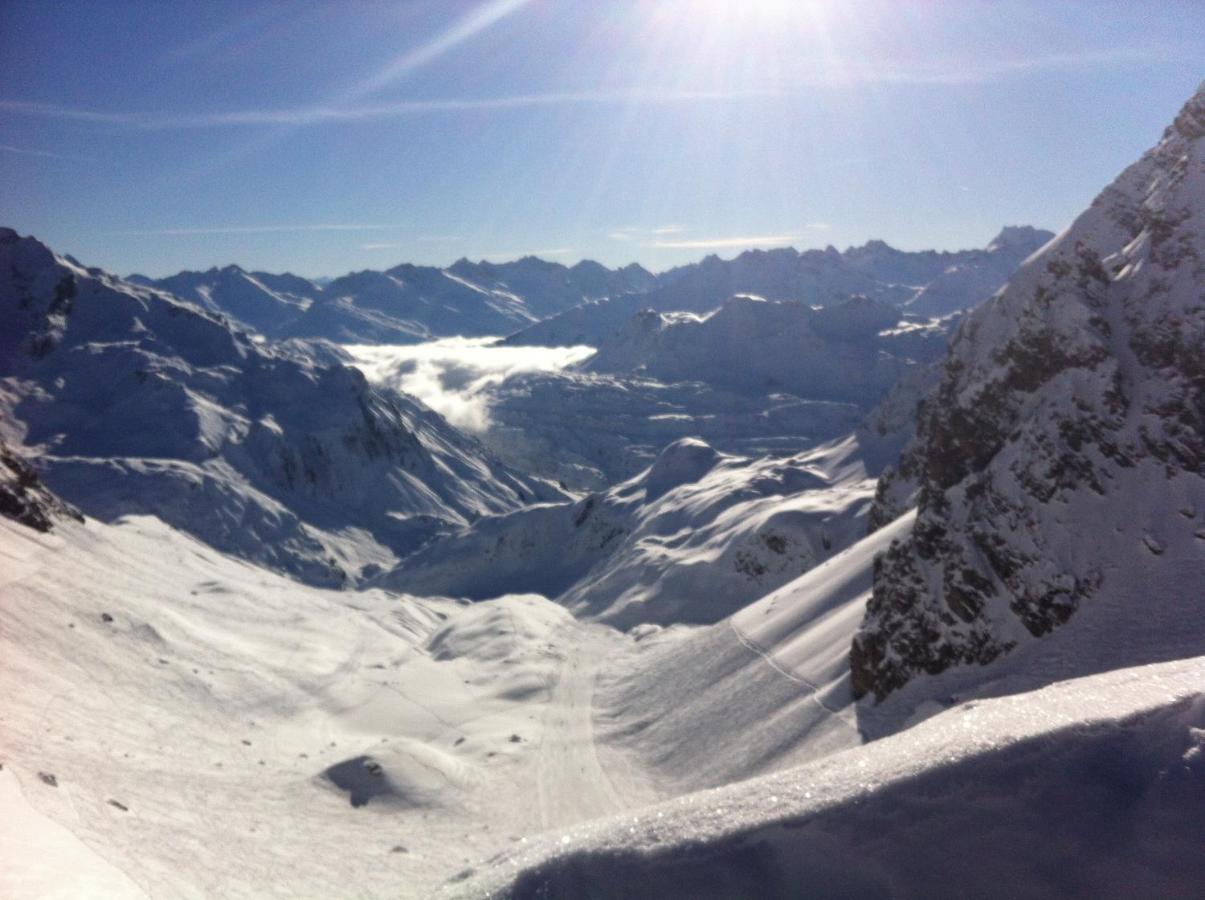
[535,625,627,830]
[728,622,842,715]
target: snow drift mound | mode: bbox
[642,438,722,499]
[853,82,1205,707]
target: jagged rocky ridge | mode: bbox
[139,228,1053,350]
[851,84,1205,702]
[0,228,559,583]
[131,265,321,337]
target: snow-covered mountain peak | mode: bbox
[985,225,1053,253]
[1170,79,1205,139]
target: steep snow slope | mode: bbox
[380,436,878,627]
[852,83,1205,707]
[502,294,649,349]
[144,265,320,337]
[0,514,651,899]
[0,229,556,585]
[591,511,915,797]
[458,654,1205,899]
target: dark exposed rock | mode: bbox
[0,441,83,532]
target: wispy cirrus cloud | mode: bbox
[608,224,685,242]
[647,234,800,250]
[0,89,784,130]
[347,0,532,101]
[105,223,407,236]
[0,142,90,161]
[643,224,830,250]
[1,44,1182,133]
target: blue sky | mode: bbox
[1,0,1201,278]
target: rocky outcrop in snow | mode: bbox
[850,84,1205,703]
[0,440,82,532]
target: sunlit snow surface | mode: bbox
[0,515,650,898]
[455,655,1205,898]
[344,338,595,432]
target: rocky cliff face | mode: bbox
[851,84,1205,702]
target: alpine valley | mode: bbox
[2,75,1203,900]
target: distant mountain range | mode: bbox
[130,227,1052,346]
[131,255,658,344]
[507,226,1053,347]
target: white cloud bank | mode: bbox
[344,337,594,432]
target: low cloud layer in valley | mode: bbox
[345,337,595,431]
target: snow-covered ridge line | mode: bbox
[379,435,878,627]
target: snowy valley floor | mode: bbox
[0,516,661,898]
[2,514,1202,898]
